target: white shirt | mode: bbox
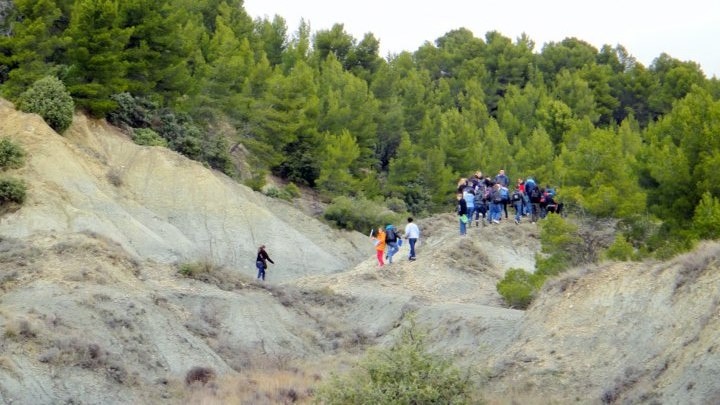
[404,222,420,239]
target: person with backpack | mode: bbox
[462,186,475,227]
[384,224,400,263]
[404,217,420,261]
[472,183,487,226]
[489,183,503,224]
[255,245,275,281]
[511,186,524,224]
[499,183,510,219]
[524,177,540,223]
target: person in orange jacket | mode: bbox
[371,227,386,267]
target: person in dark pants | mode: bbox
[255,245,274,281]
[404,217,420,261]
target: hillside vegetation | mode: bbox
[0,0,719,260]
[0,101,719,404]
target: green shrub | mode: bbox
[284,182,300,198]
[0,177,27,204]
[0,138,25,170]
[604,235,635,261]
[265,183,301,201]
[17,76,74,133]
[323,195,403,232]
[315,320,474,404]
[535,214,582,276]
[496,268,545,309]
[108,93,156,129]
[132,128,167,147]
[244,172,267,192]
[692,192,720,240]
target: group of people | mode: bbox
[456,169,562,235]
[370,217,420,267]
[255,170,561,276]
[256,216,423,279]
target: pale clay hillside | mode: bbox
[0,99,719,404]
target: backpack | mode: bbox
[385,227,397,243]
[511,190,522,202]
[499,187,509,202]
[473,186,485,205]
[529,187,541,202]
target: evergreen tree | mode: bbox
[63,0,133,115]
[316,130,360,195]
[0,0,69,98]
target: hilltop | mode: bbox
[0,101,719,404]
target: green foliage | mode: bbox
[0,138,26,170]
[17,76,74,133]
[132,128,167,147]
[496,268,546,309]
[536,214,582,276]
[0,177,27,204]
[316,130,360,196]
[692,192,720,240]
[264,183,300,201]
[2,0,719,254]
[323,196,403,232]
[244,172,267,192]
[315,320,474,404]
[604,235,636,261]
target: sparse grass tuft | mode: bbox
[185,366,216,386]
[4,317,37,340]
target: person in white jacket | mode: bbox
[404,217,420,261]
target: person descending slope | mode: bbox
[255,245,275,281]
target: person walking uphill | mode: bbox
[255,245,274,281]
[384,224,400,264]
[372,227,386,267]
[404,217,420,261]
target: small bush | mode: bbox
[132,128,167,147]
[178,260,221,278]
[315,320,473,404]
[496,268,545,309]
[17,76,74,133]
[265,184,301,201]
[0,177,26,204]
[106,168,123,187]
[604,235,635,261]
[0,138,25,170]
[107,92,156,129]
[284,182,301,198]
[244,172,267,192]
[185,366,216,386]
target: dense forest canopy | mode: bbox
[1,0,720,256]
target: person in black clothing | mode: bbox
[255,245,274,281]
[457,192,468,236]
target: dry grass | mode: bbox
[449,237,492,274]
[183,367,321,404]
[673,242,720,293]
[3,316,38,340]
